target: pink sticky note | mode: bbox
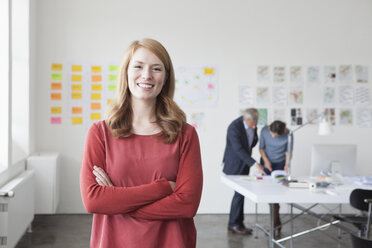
[51,117,62,124]
[207,83,214,90]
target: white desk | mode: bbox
[221,174,371,248]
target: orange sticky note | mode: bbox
[71,92,82,99]
[71,65,82,72]
[71,107,83,114]
[71,75,82,82]
[51,92,62,100]
[71,84,82,91]
[91,93,101,100]
[91,102,101,110]
[91,84,102,91]
[91,75,102,82]
[51,106,62,114]
[51,82,62,90]
[204,68,214,75]
[91,66,101,73]
[52,64,62,71]
[72,117,83,124]
[91,113,101,120]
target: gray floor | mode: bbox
[16,214,354,248]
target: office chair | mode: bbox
[350,233,372,248]
[335,189,372,239]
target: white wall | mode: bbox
[31,0,372,213]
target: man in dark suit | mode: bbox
[223,108,265,235]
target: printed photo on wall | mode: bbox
[355,65,369,83]
[324,66,336,83]
[290,108,303,126]
[339,109,353,126]
[257,65,271,83]
[307,66,321,84]
[258,108,268,126]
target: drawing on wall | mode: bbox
[257,66,271,83]
[307,66,320,84]
[189,112,205,130]
[290,66,303,83]
[355,65,369,83]
[290,108,303,126]
[323,86,336,104]
[256,87,270,105]
[324,108,336,125]
[272,86,287,105]
[272,108,286,123]
[355,86,370,105]
[356,108,372,127]
[339,85,354,105]
[258,108,268,126]
[273,66,286,83]
[289,86,304,105]
[306,108,319,124]
[238,85,254,106]
[339,65,353,83]
[339,109,353,126]
[174,66,218,108]
[324,66,336,83]
[50,63,63,125]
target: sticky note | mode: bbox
[91,66,101,73]
[91,84,102,91]
[71,65,82,72]
[193,85,198,89]
[50,117,62,124]
[91,102,101,110]
[91,75,102,82]
[107,99,113,105]
[108,74,118,82]
[52,64,62,71]
[72,117,83,124]
[204,68,214,75]
[51,73,62,81]
[51,82,62,90]
[51,107,62,114]
[208,83,214,90]
[109,65,119,72]
[71,107,82,114]
[51,92,62,100]
[108,84,117,91]
[71,75,82,82]
[91,93,101,100]
[91,113,101,120]
[71,92,82,99]
[71,84,82,91]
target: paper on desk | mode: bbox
[349,176,372,185]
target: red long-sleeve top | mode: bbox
[80,121,203,248]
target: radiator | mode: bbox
[0,170,34,248]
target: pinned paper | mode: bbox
[71,92,82,99]
[51,73,62,81]
[71,107,83,114]
[71,65,82,72]
[71,84,82,91]
[72,117,83,124]
[91,113,101,120]
[108,74,118,82]
[50,117,62,124]
[51,82,62,90]
[51,107,62,114]
[91,66,101,73]
[204,68,214,75]
[91,75,102,82]
[109,65,119,72]
[71,75,82,82]
[51,92,62,100]
[91,84,102,91]
[108,84,117,91]
[91,102,101,110]
[91,93,101,100]
[52,64,62,71]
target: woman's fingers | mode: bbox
[93,166,113,186]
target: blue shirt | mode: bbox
[259,126,293,163]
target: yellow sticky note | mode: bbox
[91,66,101,73]
[52,64,62,71]
[71,92,82,99]
[71,84,82,91]
[204,68,214,75]
[108,84,117,91]
[91,75,102,82]
[108,74,118,82]
[51,92,62,100]
[91,93,101,100]
[91,113,101,120]
[51,82,62,90]
[71,75,82,82]
[72,117,83,124]
[71,65,82,72]
[71,107,83,114]
[91,102,101,110]
[107,99,113,105]
[91,84,102,91]
[51,107,62,114]
[51,73,62,81]
[109,65,119,72]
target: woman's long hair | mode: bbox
[105,38,186,143]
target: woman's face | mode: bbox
[127,47,166,101]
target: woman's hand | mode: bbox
[93,165,114,186]
[264,160,272,172]
[168,181,176,191]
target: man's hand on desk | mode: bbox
[256,163,267,175]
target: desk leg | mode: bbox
[270,204,274,248]
[255,203,258,239]
[338,204,342,239]
[290,203,294,248]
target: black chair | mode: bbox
[335,189,372,239]
[350,233,372,248]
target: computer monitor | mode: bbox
[310,144,357,177]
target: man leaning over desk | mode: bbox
[223,108,266,235]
